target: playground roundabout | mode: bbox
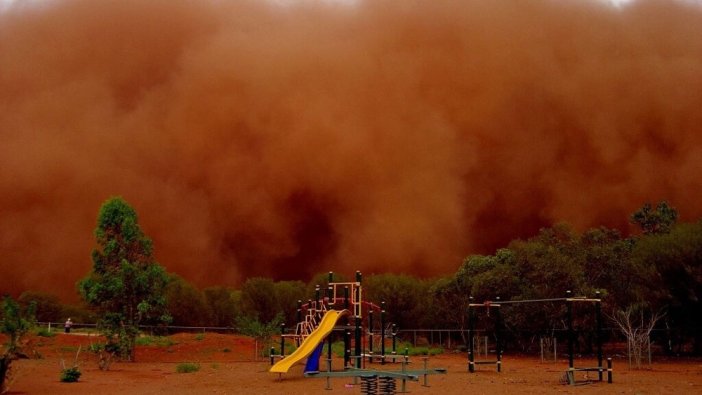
[3,331,702,394]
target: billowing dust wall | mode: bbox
[1,0,701,299]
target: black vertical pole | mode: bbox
[381,301,386,365]
[327,324,333,362]
[355,316,362,368]
[607,357,613,383]
[595,291,603,381]
[328,272,334,306]
[345,330,351,367]
[495,297,502,373]
[355,271,362,318]
[280,323,286,357]
[315,285,321,308]
[344,286,350,310]
[566,290,574,371]
[392,324,397,354]
[296,300,302,326]
[468,297,475,373]
[368,310,374,363]
[326,287,333,363]
[344,286,350,366]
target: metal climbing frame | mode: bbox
[467,297,502,373]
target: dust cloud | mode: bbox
[1,0,701,300]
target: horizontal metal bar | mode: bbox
[305,370,420,380]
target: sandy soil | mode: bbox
[3,332,702,394]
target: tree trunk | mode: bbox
[1,354,12,393]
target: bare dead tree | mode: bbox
[610,307,665,369]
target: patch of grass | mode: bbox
[282,340,298,354]
[135,337,152,346]
[135,336,176,347]
[70,328,99,335]
[176,362,200,373]
[59,346,79,353]
[331,341,346,358]
[35,327,56,338]
[60,367,81,382]
[222,348,231,353]
[365,341,444,357]
[406,346,444,356]
[194,333,205,341]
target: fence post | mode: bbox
[540,337,544,362]
[566,290,574,371]
[595,291,603,381]
[468,297,475,373]
[280,323,286,358]
[381,303,386,365]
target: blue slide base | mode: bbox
[304,342,325,373]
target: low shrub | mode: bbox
[176,363,200,373]
[35,327,55,338]
[60,367,81,382]
[407,346,444,356]
[135,336,176,347]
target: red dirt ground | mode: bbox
[3,332,702,394]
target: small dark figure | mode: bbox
[64,318,73,334]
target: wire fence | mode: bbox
[36,321,240,335]
[34,321,700,350]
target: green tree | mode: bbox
[580,227,639,311]
[457,249,520,301]
[1,296,36,393]
[364,274,432,330]
[430,276,471,337]
[164,275,210,327]
[18,291,62,323]
[239,277,279,323]
[630,221,702,353]
[1,296,36,356]
[630,201,678,235]
[203,286,239,328]
[274,281,307,327]
[78,197,171,361]
[236,313,283,360]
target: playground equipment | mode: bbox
[467,297,502,372]
[269,309,349,373]
[269,271,447,391]
[365,303,405,364]
[467,291,613,386]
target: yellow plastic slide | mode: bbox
[269,309,347,373]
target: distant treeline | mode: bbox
[6,202,702,354]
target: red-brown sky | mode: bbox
[1,0,701,301]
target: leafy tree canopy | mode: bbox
[630,201,678,235]
[78,197,170,360]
